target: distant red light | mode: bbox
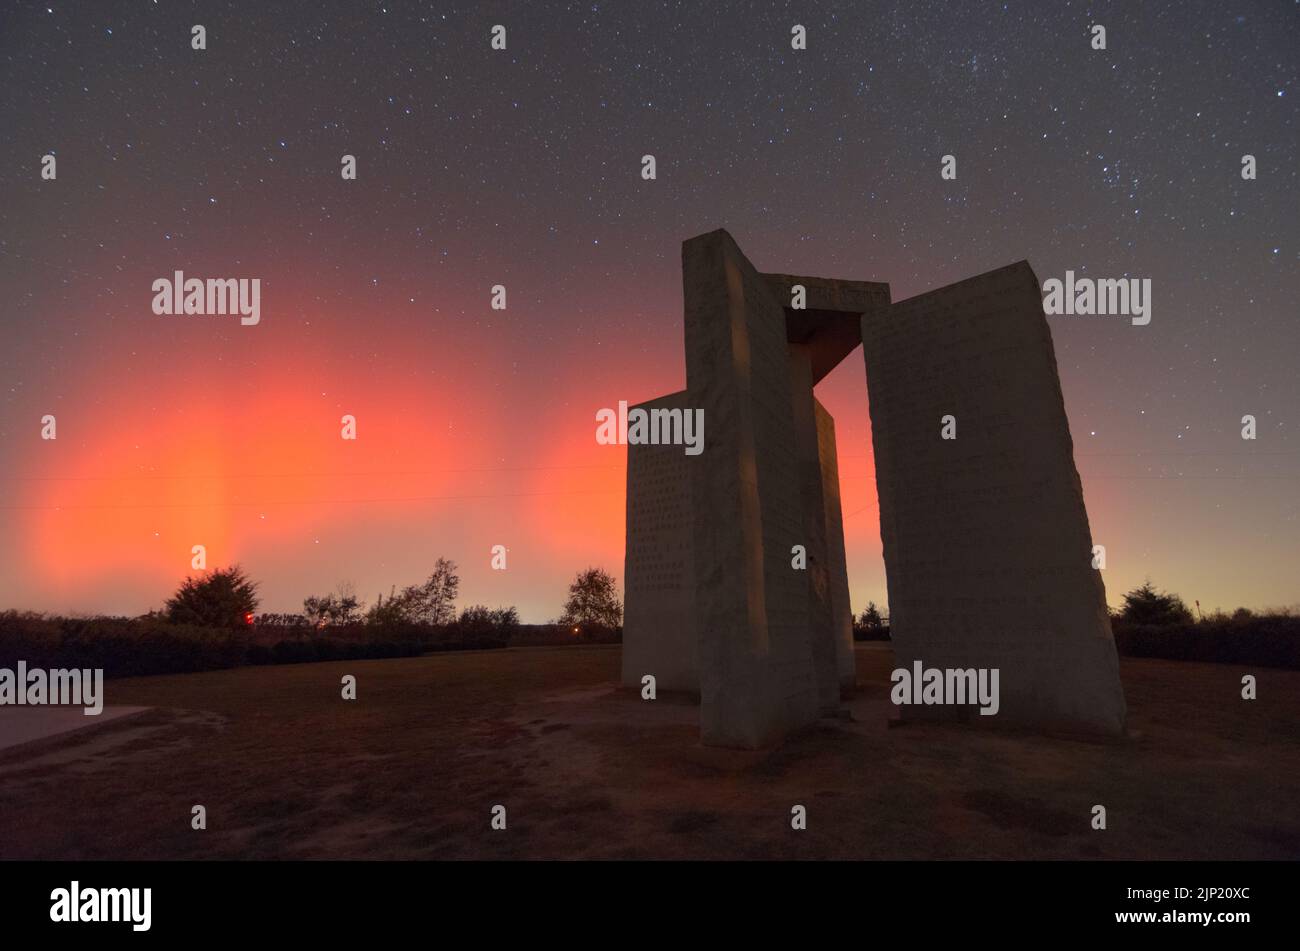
[244,612,255,626]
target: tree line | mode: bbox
[161,561,624,632]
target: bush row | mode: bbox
[1112,614,1300,669]
[845,615,1299,668]
[12,609,1293,678]
[853,625,891,642]
[0,611,509,679]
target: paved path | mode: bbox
[0,706,151,752]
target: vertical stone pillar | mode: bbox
[789,343,841,714]
[683,230,820,748]
[814,399,856,689]
[861,261,1126,733]
[621,391,698,692]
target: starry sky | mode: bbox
[0,1,1296,621]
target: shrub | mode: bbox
[164,566,259,628]
[456,605,520,640]
[1116,581,1194,627]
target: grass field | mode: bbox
[1,644,1297,860]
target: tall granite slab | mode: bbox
[789,343,841,713]
[814,399,856,689]
[682,230,820,748]
[861,262,1126,733]
[622,387,855,702]
[621,391,697,692]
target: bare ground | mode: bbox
[1,644,1296,860]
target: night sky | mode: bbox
[1,1,1296,621]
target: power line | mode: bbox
[0,488,624,513]
[0,463,625,483]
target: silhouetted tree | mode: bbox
[365,559,460,626]
[303,582,363,627]
[165,566,259,628]
[858,602,884,632]
[1117,581,1194,626]
[365,586,408,627]
[560,567,622,629]
[400,558,460,624]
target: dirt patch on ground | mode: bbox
[0,644,1296,859]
